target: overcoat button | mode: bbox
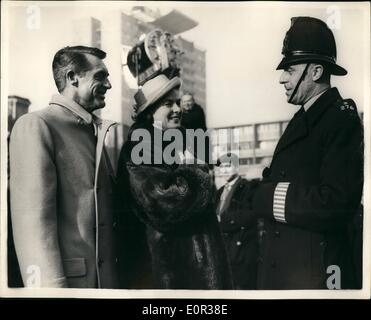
[241,226,245,230]
[275,231,280,237]
[113,222,118,229]
[236,241,242,246]
[280,170,286,178]
[230,220,235,225]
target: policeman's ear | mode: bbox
[311,64,324,82]
[66,70,79,87]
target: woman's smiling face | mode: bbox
[152,88,181,130]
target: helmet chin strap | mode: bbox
[288,63,310,104]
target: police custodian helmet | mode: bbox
[276,16,347,76]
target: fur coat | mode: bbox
[116,136,232,289]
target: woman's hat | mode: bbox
[276,16,347,76]
[134,74,182,116]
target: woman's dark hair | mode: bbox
[128,101,160,140]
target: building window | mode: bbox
[258,140,277,150]
[239,158,252,165]
[239,141,254,150]
[257,123,280,140]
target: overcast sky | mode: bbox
[3,1,370,127]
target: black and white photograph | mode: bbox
[0,1,370,300]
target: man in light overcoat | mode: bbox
[9,46,120,288]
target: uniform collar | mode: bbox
[305,87,342,126]
[272,88,341,157]
[49,94,94,124]
[303,88,328,112]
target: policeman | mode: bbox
[251,17,363,289]
[216,153,259,289]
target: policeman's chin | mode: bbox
[285,92,301,106]
[285,91,293,103]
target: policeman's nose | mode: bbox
[279,71,289,84]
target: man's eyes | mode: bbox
[284,69,293,75]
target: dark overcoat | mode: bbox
[115,128,232,289]
[252,87,363,289]
[217,177,258,289]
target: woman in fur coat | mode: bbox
[116,74,232,289]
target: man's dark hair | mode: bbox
[52,46,106,92]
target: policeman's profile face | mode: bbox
[279,63,317,105]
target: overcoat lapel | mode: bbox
[272,88,342,159]
[94,119,116,182]
[273,108,308,156]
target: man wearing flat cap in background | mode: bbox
[180,92,207,132]
[250,17,363,289]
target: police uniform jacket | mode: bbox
[9,94,120,288]
[252,87,363,289]
[217,176,258,289]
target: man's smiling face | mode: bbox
[75,54,112,111]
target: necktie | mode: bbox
[218,182,232,219]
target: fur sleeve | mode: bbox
[126,163,215,232]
